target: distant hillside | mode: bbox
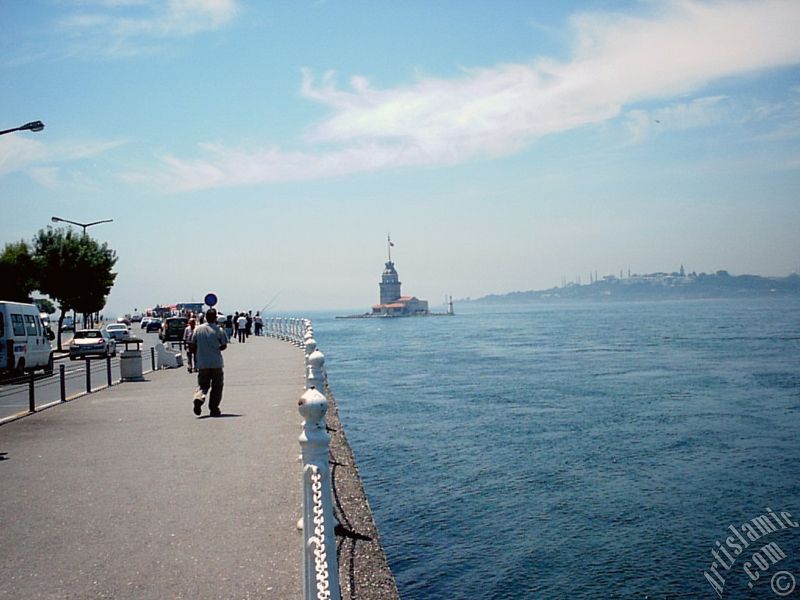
[468,271,800,303]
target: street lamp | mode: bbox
[51,216,113,235]
[0,121,45,136]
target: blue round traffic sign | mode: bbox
[204,293,218,307]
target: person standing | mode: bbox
[183,317,196,373]
[254,312,263,336]
[225,313,234,341]
[236,312,247,343]
[189,308,228,417]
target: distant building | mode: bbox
[150,302,204,318]
[370,236,429,316]
[177,302,204,315]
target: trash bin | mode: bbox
[120,337,144,381]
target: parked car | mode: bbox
[159,317,188,342]
[69,329,116,360]
[105,323,131,341]
[145,318,162,333]
[0,301,54,376]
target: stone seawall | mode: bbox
[324,384,401,600]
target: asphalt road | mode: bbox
[0,328,182,422]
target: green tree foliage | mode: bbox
[0,240,36,302]
[33,297,56,314]
[32,227,117,349]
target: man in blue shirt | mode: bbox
[189,308,228,417]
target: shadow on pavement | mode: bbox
[196,413,242,419]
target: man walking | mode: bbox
[189,308,228,417]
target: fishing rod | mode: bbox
[260,291,282,314]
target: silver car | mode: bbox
[69,329,117,360]
[105,323,130,341]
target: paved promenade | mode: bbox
[0,336,305,599]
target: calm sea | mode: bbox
[309,298,800,599]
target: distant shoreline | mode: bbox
[463,271,800,304]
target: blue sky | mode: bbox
[1,0,799,314]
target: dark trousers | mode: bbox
[237,329,246,343]
[197,368,224,411]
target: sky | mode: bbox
[1,0,799,314]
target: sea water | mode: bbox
[310,298,800,599]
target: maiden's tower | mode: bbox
[371,236,429,316]
[337,236,455,318]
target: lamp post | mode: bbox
[0,121,45,136]
[51,216,113,235]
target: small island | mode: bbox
[338,236,454,318]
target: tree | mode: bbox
[33,297,56,314]
[0,240,36,302]
[32,227,118,350]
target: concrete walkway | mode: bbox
[0,336,305,599]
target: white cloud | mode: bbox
[161,0,800,190]
[159,142,429,191]
[0,137,48,177]
[625,95,731,142]
[57,0,238,56]
[27,167,63,189]
[0,135,126,178]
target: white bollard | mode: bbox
[304,338,318,390]
[305,337,317,357]
[298,387,341,600]
[307,348,325,391]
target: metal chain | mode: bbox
[309,465,332,600]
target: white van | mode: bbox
[0,301,55,376]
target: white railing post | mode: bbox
[304,337,317,390]
[299,387,341,600]
[294,318,302,346]
[307,348,325,391]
